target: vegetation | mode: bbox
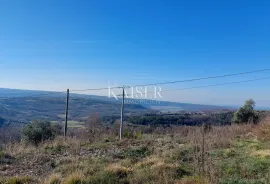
[125,112,234,126]
[0,99,270,183]
[21,120,62,145]
[233,99,259,124]
[0,115,270,183]
[0,96,148,125]
[0,89,234,127]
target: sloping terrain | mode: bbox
[0,88,229,111]
[0,88,230,126]
[1,118,270,183]
[0,96,148,125]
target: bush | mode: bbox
[233,99,259,124]
[123,129,143,139]
[123,146,151,160]
[22,120,62,145]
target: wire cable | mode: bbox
[3,69,270,98]
[131,68,270,87]
[70,86,123,92]
[120,76,270,97]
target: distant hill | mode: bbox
[0,88,67,98]
[0,88,232,125]
[0,117,5,127]
[0,97,147,124]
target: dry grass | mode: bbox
[254,116,270,141]
[1,118,270,184]
[252,150,270,158]
[43,174,62,184]
[176,176,208,184]
[1,176,33,184]
[63,171,86,184]
[106,163,132,174]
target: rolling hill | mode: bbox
[0,88,230,126]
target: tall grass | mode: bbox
[1,118,270,184]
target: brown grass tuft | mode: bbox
[254,116,270,141]
[176,176,208,184]
[45,174,62,184]
[4,176,33,184]
[63,171,86,184]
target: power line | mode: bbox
[2,68,270,99]
[64,68,270,96]
[121,76,270,97]
[131,68,270,87]
[70,86,123,92]
[161,76,270,93]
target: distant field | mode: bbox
[51,120,85,128]
[149,105,183,112]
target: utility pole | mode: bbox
[64,89,70,137]
[201,123,206,175]
[120,86,125,140]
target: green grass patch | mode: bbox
[123,146,151,160]
[215,138,270,182]
[51,120,85,128]
[3,176,33,184]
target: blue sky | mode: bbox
[0,0,270,106]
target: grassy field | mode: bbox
[66,120,85,128]
[1,118,270,183]
[51,120,85,128]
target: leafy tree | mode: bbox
[22,120,62,145]
[232,99,259,124]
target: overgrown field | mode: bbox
[1,118,270,184]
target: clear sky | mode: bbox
[1,0,270,106]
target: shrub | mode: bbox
[124,146,151,159]
[123,129,143,139]
[176,165,192,178]
[22,120,62,145]
[233,99,259,124]
[0,150,4,159]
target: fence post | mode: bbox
[120,86,125,140]
[64,89,69,137]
